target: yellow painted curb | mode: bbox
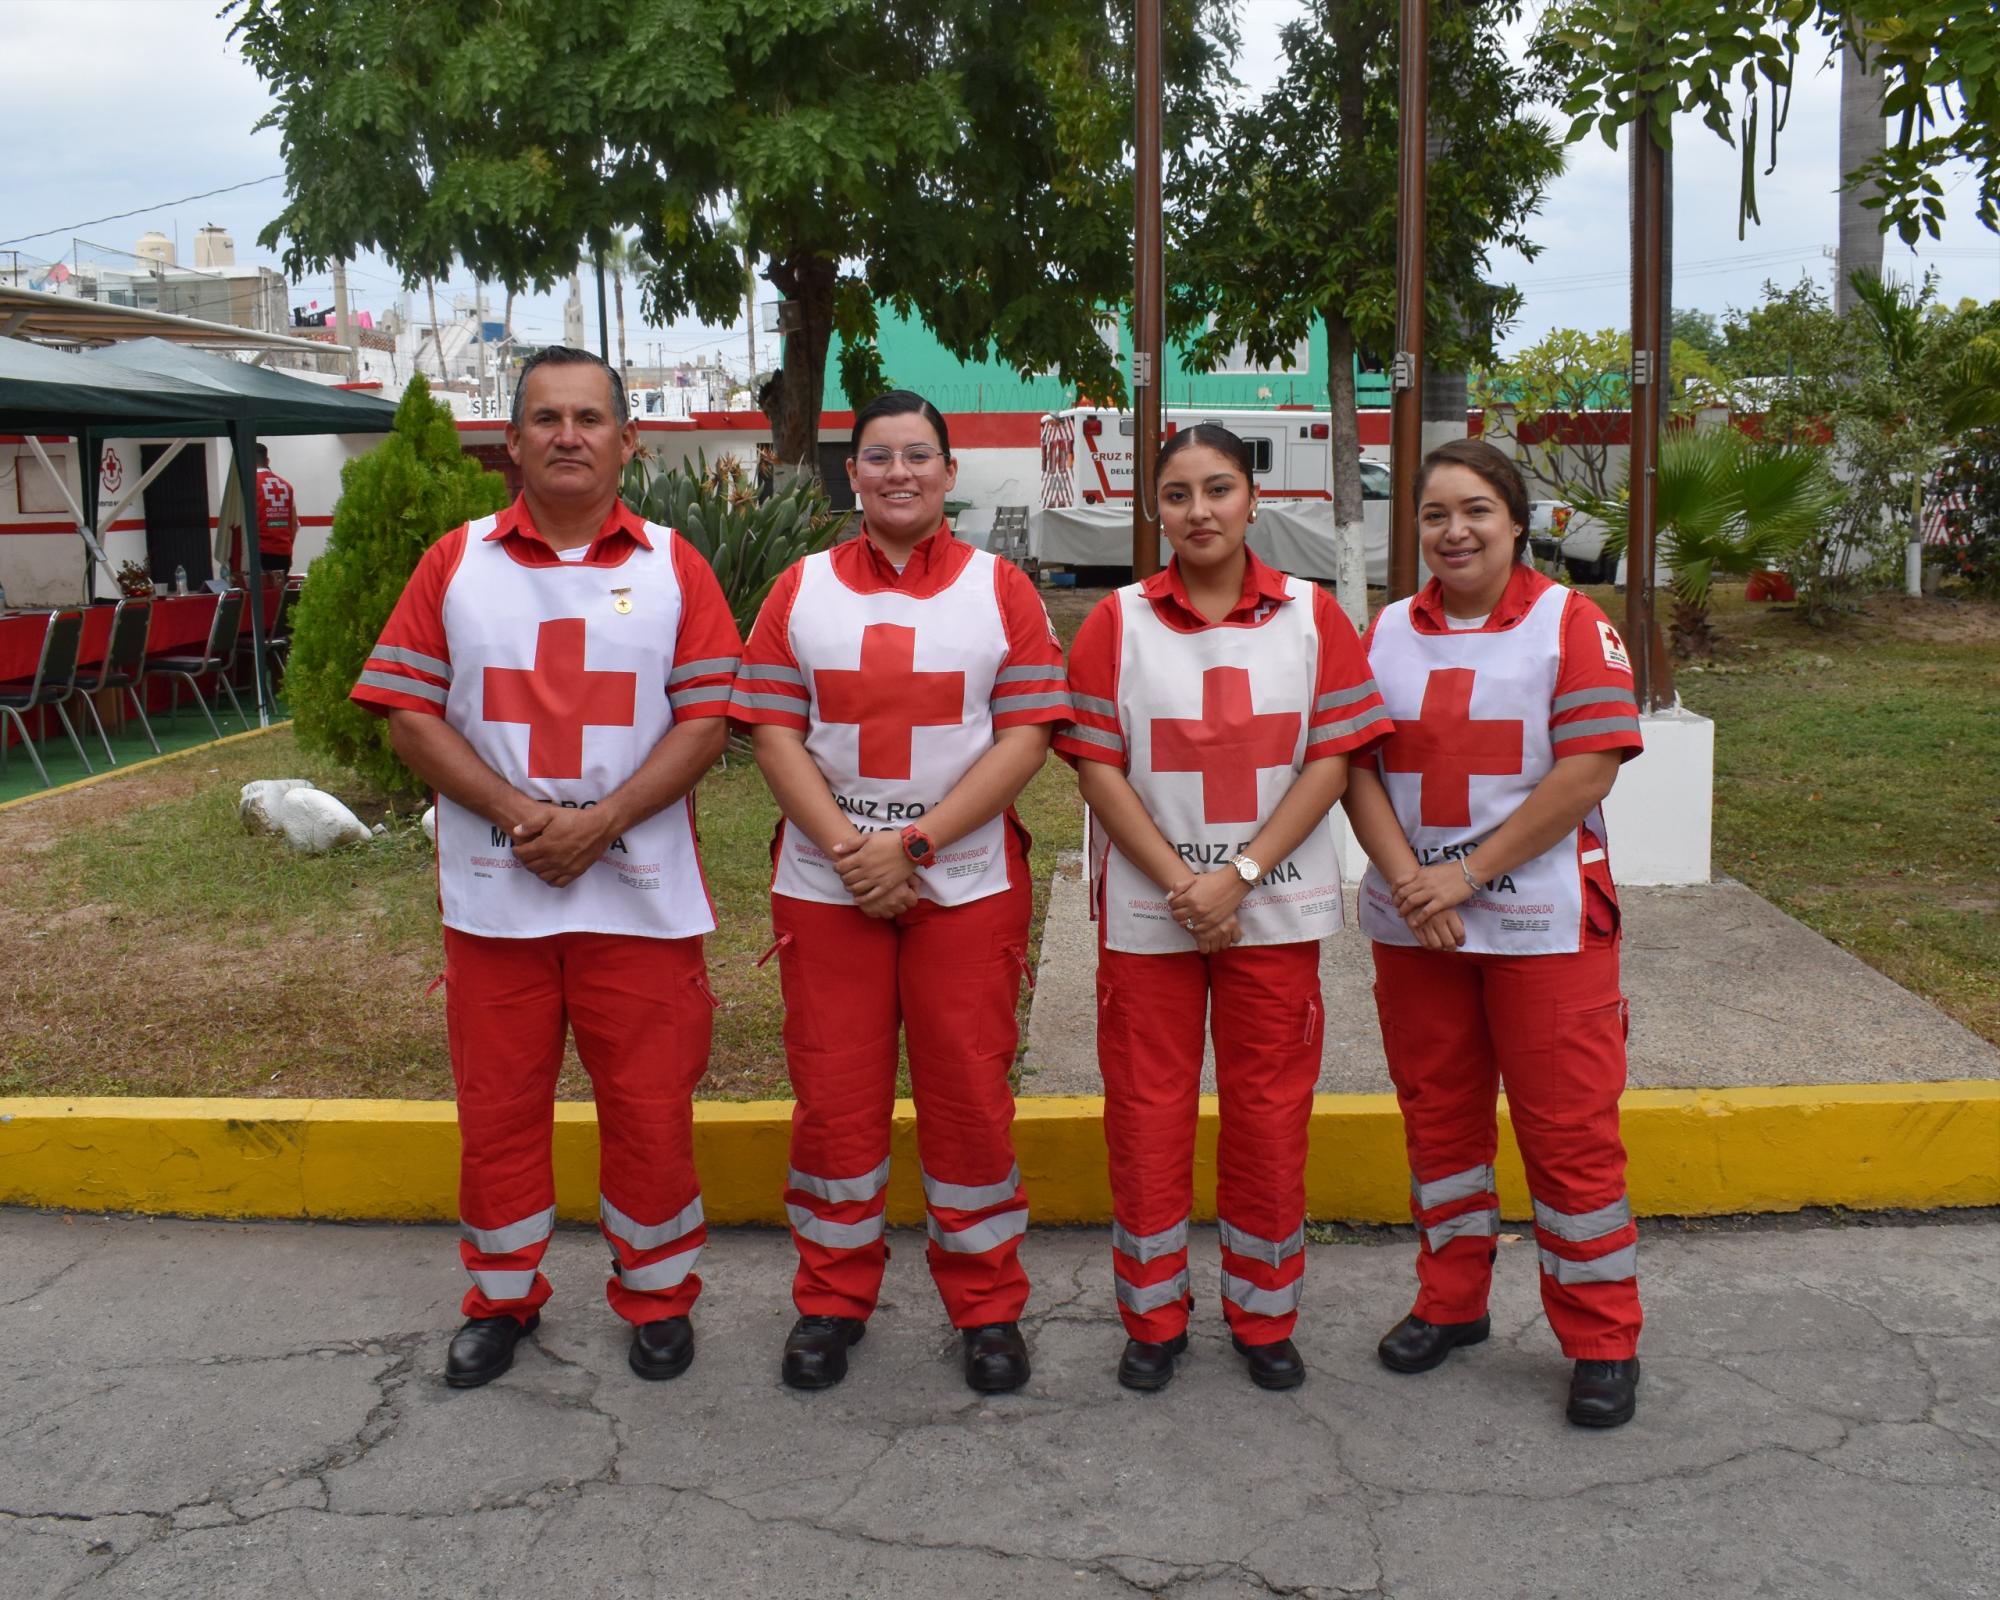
[0,720,291,813]
[2,1082,1993,1224]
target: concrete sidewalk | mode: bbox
[1024,874,2000,1094]
[3,1213,1995,1598]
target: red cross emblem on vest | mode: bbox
[814,622,965,781]
[482,618,638,780]
[1150,666,1301,824]
[1379,667,1523,827]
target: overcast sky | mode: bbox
[2,0,1993,379]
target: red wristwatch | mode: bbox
[900,824,936,868]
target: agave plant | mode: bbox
[1596,429,1838,658]
[622,450,850,639]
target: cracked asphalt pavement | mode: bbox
[2,1213,1995,1598]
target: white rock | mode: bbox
[421,805,436,844]
[275,788,372,854]
[239,778,316,834]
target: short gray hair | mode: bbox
[511,345,628,428]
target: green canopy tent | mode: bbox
[76,339,399,725]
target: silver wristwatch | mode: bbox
[1231,854,1262,885]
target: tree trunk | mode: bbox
[1323,312,1369,628]
[613,267,629,378]
[1837,25,1886,317]
[425,279,443,383]
[745,250,758,387]
[763,254,838,488]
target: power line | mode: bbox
[0,174,286,247]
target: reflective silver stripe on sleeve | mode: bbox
[1412,1164,1497,1211]
[667,656,741,684]
[731,690,810,713]
[1532,1195,1632,1243]
[468,1268,539,1300]
[1218,1219,1305,1267]
[1538,1243,1638,1284]
[1315,680,1380,712]
[357,669,447,705]
[1115,1268,1191,1314]
[1061,723,1125,752]
[1112,1217,1189,1263]
[994,664,1060,684]
[460,1205,556,1257]
[1551,686,1639,714]
[921,1164,1022,1212]
[600,1193,704,1252]
[787,1158,891,1205]
[991,691,1072,712]
[786,1203,886,1249]
[1221,1271,1305,1317]
[1071,693,1119,718]
[1580,848,1607,864]
[1425,1207,1501,1251]
[369,644,453,682]
[1307,705,1392,746]
[925,1207,1029,1254]
[736,662,806,685]
[1552,716,1642,741]
[670,685,734,710]
[618,1242,703,1292]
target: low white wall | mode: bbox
[1600,705,1714,885]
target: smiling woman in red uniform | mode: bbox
[730,390,1069,1395]
[1057,425,1390,1392]
[1342,437,1645,1428]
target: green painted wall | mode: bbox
[822,308,1394,413]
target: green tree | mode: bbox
[286,375,510,799]
[228,0,1235,481]
[1670,307,1725,360]
[1543,1,1999,244]
[1169,0,1566,613]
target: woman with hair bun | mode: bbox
[1057,424,1391,1392]
[730,390,1070,1396]
[1342,437,1646,1427]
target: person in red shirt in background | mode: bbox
[1058,424,1391,1393]
[1343,438,1646,1428]
[252,445,297,575]
[731,391,1069,1396]
[350,347,741,1391]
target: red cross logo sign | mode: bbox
[1150,666,1301,824]
[814,622,966,781]
[482,618,638,780]
[1379,667,1523,828]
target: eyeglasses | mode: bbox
[855,445,945,472]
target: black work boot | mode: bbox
[1117,1332,1190,1392]
[1232,1335,1306,1390]
[1567,1358,1640,1428]
[628,1315,695,1381]
[445,1312,538,1389]
[1376,1312,1491,1374]
[962,1322,1030,1393]
[781,1314,865,1390]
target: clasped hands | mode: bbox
[510,803,621,889]
[831,829,922,919]
[1386,859,1470,951]
[1166,868,1249,955]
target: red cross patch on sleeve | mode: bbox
[1597,619,1631,673]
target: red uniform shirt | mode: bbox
[730,524,1068,737]
[1056,548,1391,771]
[255,468,297,560]
[350,495,742,728]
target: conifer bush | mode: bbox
[286,375,510,800]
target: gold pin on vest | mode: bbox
[610,586,633,615]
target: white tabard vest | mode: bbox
[435,517,714,940]
[775,546,1013,907]
[1100,578,1345,954]
[1360,583,1604,955]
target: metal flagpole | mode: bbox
[1131,0,1164,580]
[1388,0,1430,601]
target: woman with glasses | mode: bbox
[1057,424,1390,1392]
[731,390,1070,1395]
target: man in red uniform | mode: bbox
[252,445,298,575]
[351,346,741,1388]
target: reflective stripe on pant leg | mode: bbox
[1221,1272,1305,1318]
[1117,1268,1193,1316]
[462,1205,556,1257]
[922,1163,1022,1212]
[1218,1219,1305,1269]
[1412,1163,1497,1211]
[1533,1194,1632,1243]
[1538,1243,1638,1284]
[601,1193,706,1294]
[791,1156,892,1205]
[785,1159,892,1248]
[468,1268,541,1301]
[1425,1206,1501,1252]
[789,1202,888,1250]
[1113,1217,1189,1264]
[925,1207,1028,1255]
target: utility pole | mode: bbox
[745,251,759,389]
[595,251,612,361]
[331,258,360,381]
[473,283,488,416]
[1131,0,1164,580]
[1628,122,1668,712]
[1388,0,1429,601]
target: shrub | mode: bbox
[1932,428,2000,598]
[622,449,849,640]
[286,375,510,800]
